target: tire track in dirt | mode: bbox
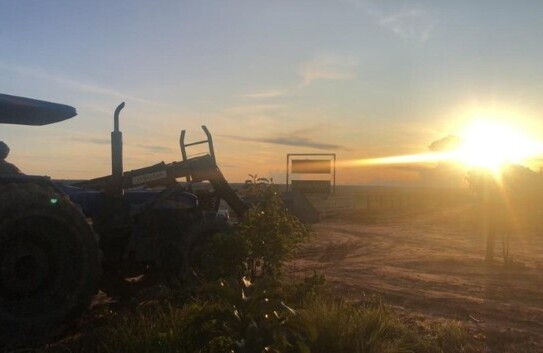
[289,212,543,350]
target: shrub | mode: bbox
[236,187,311,279]
[205,187,311,281]
[195,231,249,281]
[182,277,315,353]
[282,271,327,305]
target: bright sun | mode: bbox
[353,118,543,174]
[451,120,542,172]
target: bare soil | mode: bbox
[288,206,543,352]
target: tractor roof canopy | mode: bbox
[0,93,77,126]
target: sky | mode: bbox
[2,1,543,185]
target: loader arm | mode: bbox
[74,154,248,218]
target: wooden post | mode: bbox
[482,173,496,263]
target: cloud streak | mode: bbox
[220,123,349,151]
[242,3,433,101]
[71,137,110,145]
[241,90,290,99]
[224,104,283,114]
[242,55,357,99]
[378,7,434,42]
[0,62,179,110]
[221,134,348,151]
[347,0,434,43]
[70,136,172,154]
[299,55,357,87]
[137,144,172,153]
[428,135,460,152]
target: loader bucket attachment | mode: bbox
[281,191,320,224]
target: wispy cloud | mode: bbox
[242,55,357,99]
[378,6,434,42]
[428,135,460,152]
[221,133,348,151]
[241,89,290,99]
[267,136,347,150]
[71,137,110,145]
[0,62,179,110]
[347,0,434,43]
[69,136,171,154]
[289,123,339,137]
[220,123,349,151]
[137,144,172,153]
[299,55,357,87]
[224,104,283,114]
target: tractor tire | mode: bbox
[0,183,101,347]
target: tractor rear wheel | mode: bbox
[0,183,100,346]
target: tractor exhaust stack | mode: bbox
[112,102,125,179]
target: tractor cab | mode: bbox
[0,93,78,183]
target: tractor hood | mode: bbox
[0,93,77,126]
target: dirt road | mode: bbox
[289,207,543,351]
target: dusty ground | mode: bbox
[25,204,542,353]
[288,206,543,352]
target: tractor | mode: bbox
[0,94,248,345]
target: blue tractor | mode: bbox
[0,94,248,345]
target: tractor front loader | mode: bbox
[0,95,247,347]
[71,103,248,295]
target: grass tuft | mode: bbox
[299,296,479,353]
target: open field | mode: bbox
[288,205,543,352]
[11,188,543,353]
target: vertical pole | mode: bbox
[333,153,336,195]
[286,154,290,192]
[483,173,496,263]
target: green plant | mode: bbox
[93,303,192,353]
[301,297,427,353]
[283,271,326,305]
[183,277,315,353]
[194,231,249,282]
[34,289,483,353]
[244,174,273,196]
[203,186,311,282]
[238,187,311,279]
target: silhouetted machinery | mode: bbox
[0,94,248,345]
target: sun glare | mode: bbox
[452,120,542,173]
[351,118,543,175]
